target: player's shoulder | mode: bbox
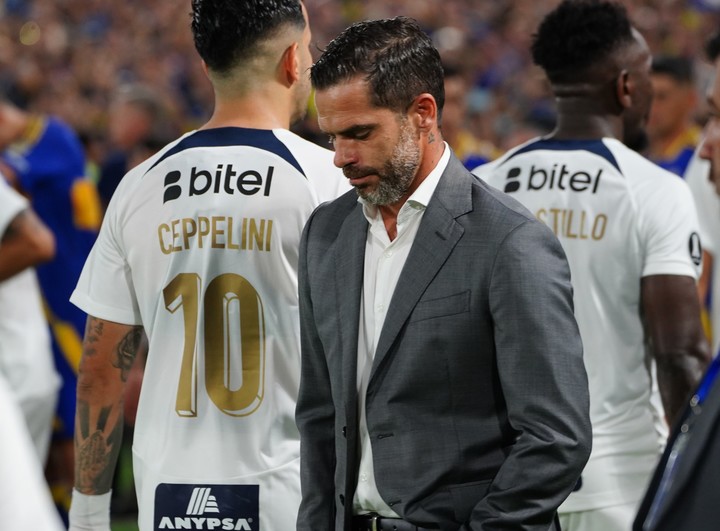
[609,139,691,191]
[271,129,338,175]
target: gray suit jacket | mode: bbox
[296,154,591,530]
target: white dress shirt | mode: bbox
[353,143,450,515]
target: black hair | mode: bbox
[190,0,305,74]
[706,32,720,62]
[531,0,634,83]
[310,16,445,114]
[651,56,694,84]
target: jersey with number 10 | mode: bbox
[474,137,702,512]
[71,127,347,530]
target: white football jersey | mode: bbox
[71,127,348,530]
[475,137,702,512]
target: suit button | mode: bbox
[342,426,347,437]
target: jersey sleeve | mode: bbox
[639,173,703,279]
[684,149,720,256]
[70,197,142,325]
[0,176,28,236]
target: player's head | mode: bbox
[532,0,652,150]
[190,0,311,121]
[311,17,445,208]
[310,16,445,117]
[647,56,697,142]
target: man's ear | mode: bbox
[615,70,632,110]
[281,42,300,86]
[411,93,438,132]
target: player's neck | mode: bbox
[201,91,293,131]
[550,98,622,141]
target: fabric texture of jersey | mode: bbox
[71,127,347,530]
[2,114,100,437]
[0,177,60,460]
[474,137,702,512]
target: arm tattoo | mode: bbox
[76,400,124,493]
[83,317,105,357]
[113,326,143,382]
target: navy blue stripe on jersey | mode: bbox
[504,139,621,173]
[145,127,305,177]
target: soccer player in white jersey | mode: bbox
[0,176,62,530]
[474,1,710,530]
[68,1,348,530]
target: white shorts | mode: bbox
[559,500,638,531]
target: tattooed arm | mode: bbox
[0,208,55,281]
[74,316,144,495]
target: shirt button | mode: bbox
[359,473,368,482]
[376,304,385,312]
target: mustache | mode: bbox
[343,165,377,180]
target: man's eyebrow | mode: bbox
[335,124,376,137]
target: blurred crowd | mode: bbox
[2,0,720,170]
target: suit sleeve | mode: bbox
[295,210,338,531]
[468,219,592,530]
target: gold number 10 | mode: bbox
[163,272,265,417]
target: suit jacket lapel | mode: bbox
[370,154,472,381]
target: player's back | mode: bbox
[475,137,700,464]
[73,126,346,529]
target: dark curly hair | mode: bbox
[531,0,634,83]
[706,31,720,62]
[311,16,445,115]
[191,0,305,74]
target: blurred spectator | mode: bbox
[97,83,176,210]
[441,62,500,168]
[0,1,718,159]
[647,55,702,176]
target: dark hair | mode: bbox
[311,16,445,114]
[191,0,305,74]
[706,32,720,62]
[531,0,634,83]
[651,56,694,84]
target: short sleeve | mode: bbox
[70,200,142,325]
[640,175,702,280]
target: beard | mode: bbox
[345,119,421,206]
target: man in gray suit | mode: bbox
[295,17,591,531]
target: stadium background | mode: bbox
[2,0,720,529]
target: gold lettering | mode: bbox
[158,224,173,254]
[249,219,264,251]
[182,218,197,248]
[227,216,240,250]
[171,219,183,252]
[198,217,210,248]
[592,214,608,240]
[211,216,225,249]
